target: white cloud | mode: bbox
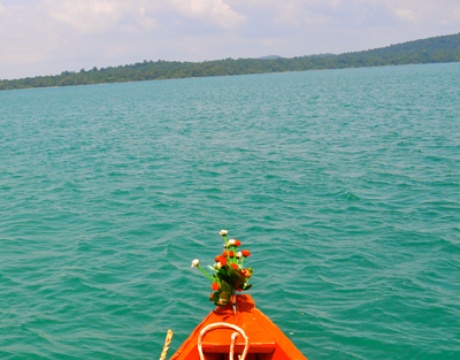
[355,0,460,24]
[171,0,246,28]
[41,1,245,33]
[0,0,459,79]
[44,0,128,34]
[0,3,54,64]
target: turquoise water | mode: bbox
[1,63,459,359]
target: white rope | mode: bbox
[229,332,239,359]
[159,329,173,360]
[197,322,250,360]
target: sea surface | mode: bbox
[1,63,459,359]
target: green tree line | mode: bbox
[1,33,459,90]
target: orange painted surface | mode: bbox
[170,294,307,360]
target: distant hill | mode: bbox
[1,33,459,90]
[258,55,282,60]
[332,32,460,67]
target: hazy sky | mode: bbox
[1,0,459,79]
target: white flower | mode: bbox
[219,229,228,236]
[236,252,242,258]
[191,259,200,268]
[228,239,236,246]
[214,262,222,270]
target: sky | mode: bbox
[0,0,459,80]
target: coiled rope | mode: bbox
[197,322,249,360]
[159,329,174,360]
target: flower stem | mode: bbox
[198,265,214,282]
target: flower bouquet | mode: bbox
[191,229,253,307]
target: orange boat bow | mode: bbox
[170,294,307,360]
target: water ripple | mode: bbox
[1,63,459,359]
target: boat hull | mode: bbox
[170,294,307,360]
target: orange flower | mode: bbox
[241,268,252,278]
[228,239,242,247]
[215,255,228,266]
[241,249,251,257]
[212,282,220,291]
[230,263,239,270]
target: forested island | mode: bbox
[1,32,459,90]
